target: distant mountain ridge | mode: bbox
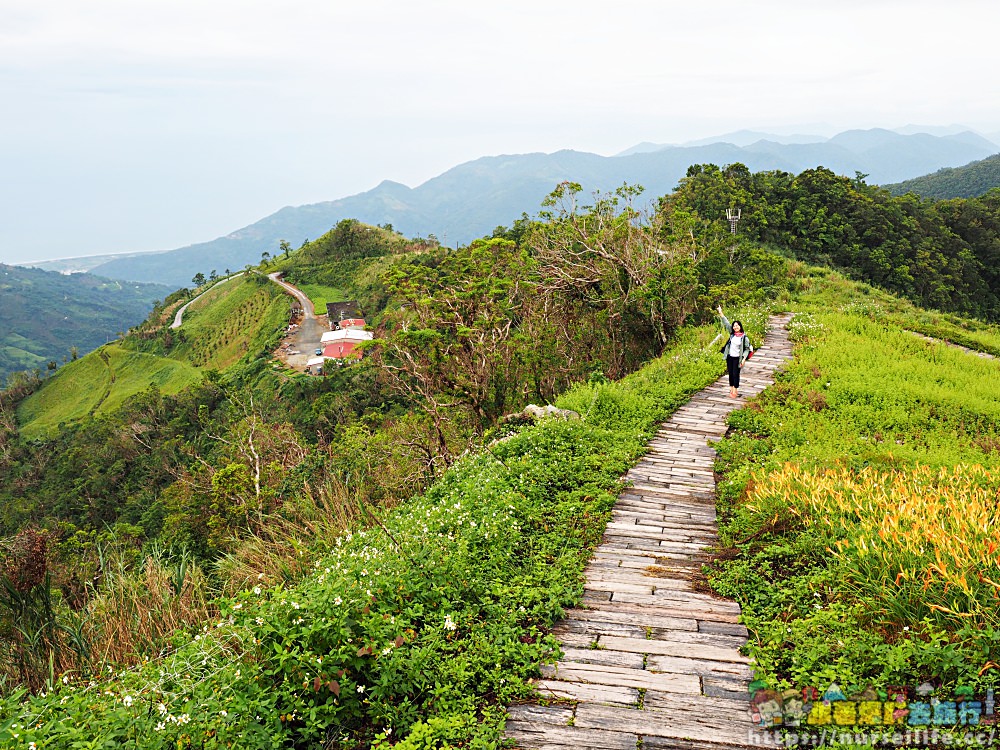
[44,128,999,290]
[884,153,1000,200]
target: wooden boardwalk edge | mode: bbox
[505,313,796,750]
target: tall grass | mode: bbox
[213,477,363,598]
[747,463,1000,631]
[83,545,214,669]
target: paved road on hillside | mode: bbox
[170,275,237,329]
[268,272,327,371]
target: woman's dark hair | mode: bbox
[732,319,744,333]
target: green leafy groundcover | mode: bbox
[0,322,737,748]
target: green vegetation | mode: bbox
[164,275,287,370]
[710,269,1000,699]
[4,161,1000,747]
[0,317,748,749]
[885,155,1000,200]
[296,283,346,313]
[14,274,287,439]
[663,164,1000,318]
[0,264,169,380]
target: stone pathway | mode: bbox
[506,313,795,750]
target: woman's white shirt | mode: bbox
[729,335,743,356]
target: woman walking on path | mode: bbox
[717,305,753,398]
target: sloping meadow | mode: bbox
[0,320,743,748]
[712,307,1000,694]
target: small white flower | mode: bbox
[158,703,167,715]
[220,710,227,717]
[122,695,133,707]
[357,685,366,693]
[334,596,342,605]
[253,586,262,595]
[257,573,265,580]
[444,615,456,631]
[62,675,70,684]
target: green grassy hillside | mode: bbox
[5,187,1000,748]
[166,275,288,370]
[16,345,201,439]
[14,274,287,438]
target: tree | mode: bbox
[209,270,218,282]
[279,240,292,258]
[191,272,206,288]
[376,239,534,455]
[261,251,271,266]
[531,182,700,362]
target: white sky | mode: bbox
[2,0,998,264]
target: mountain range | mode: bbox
[31,127,1000,290]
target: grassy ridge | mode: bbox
[0,316,752,749]
[15,276,287,437]
[170,277,288,370]
[711,304,1000,695]
[15,346,201,439]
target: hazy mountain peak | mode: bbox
[81,128,999,289]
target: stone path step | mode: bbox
[505,313,795,750]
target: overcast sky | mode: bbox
[2,0,998,265]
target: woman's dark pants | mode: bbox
[727,355,741,388]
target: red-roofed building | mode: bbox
[323,341,360,361]
[337,318,366,330]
